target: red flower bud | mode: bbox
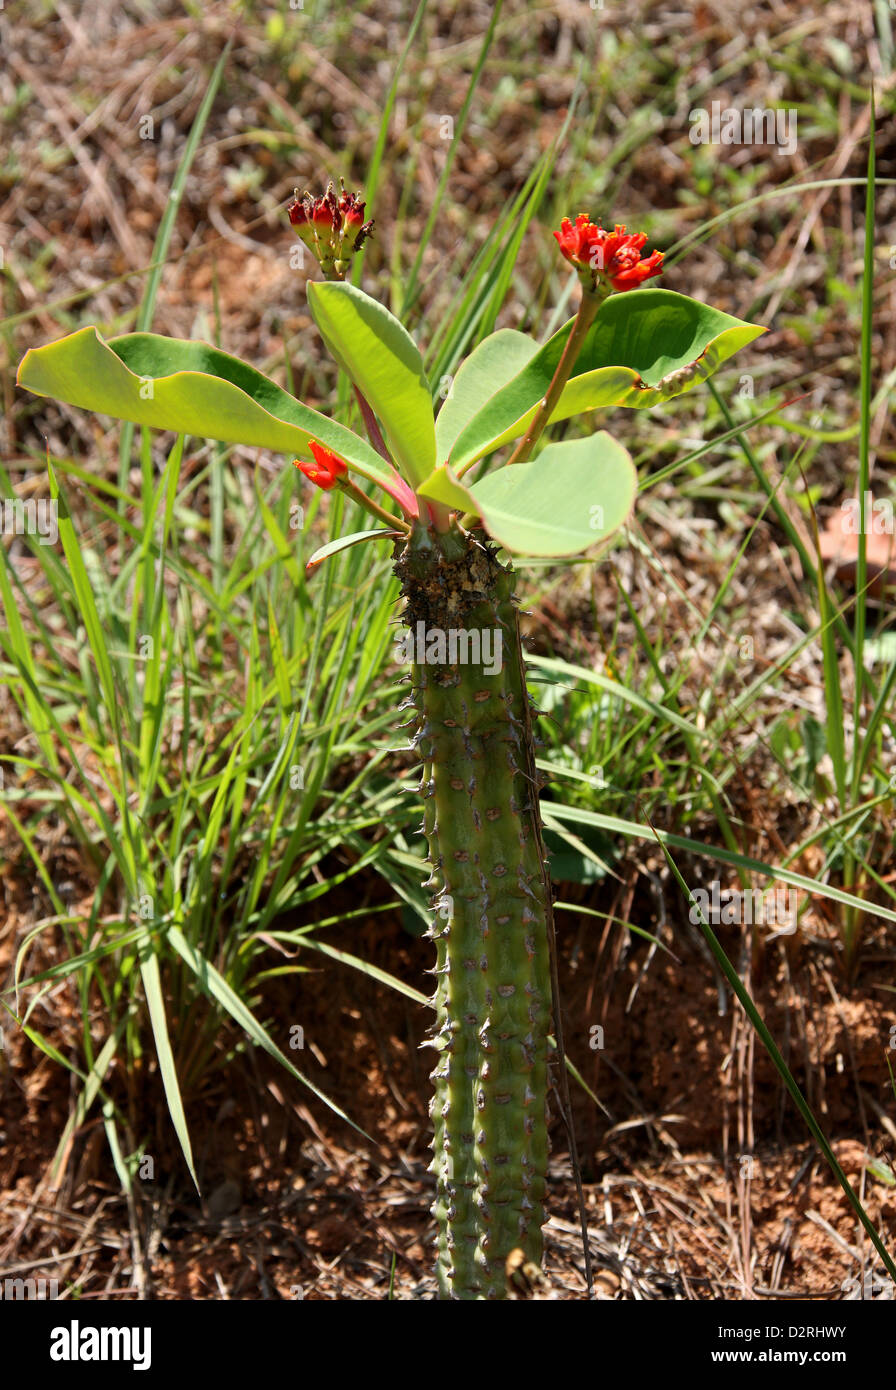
[309,439,347,476]
[286,178,373,279]
[293,440,349,491]
[294,459,333,489]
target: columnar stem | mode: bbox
[395,522,554,1299]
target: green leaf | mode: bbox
[448,290,766,470]
[17,326,398,495]
[307,280,436,488]
[415,464,476,515]
[138,950,199,1191]
[434,328,539,462]
[43,1024,128,1186]
[306,528,401,573]
[418,432,637,557]
[298,937,429,1006]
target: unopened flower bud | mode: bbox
[286,177,374,280]
[293,439,349,491]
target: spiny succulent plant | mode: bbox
[16,187,764,1299]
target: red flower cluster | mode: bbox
[287,179,374,279]
[293,440,348,491]
[554,216,664,293]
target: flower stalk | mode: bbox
[344,477,412,532]
[293,440,414,531]
[506,217,664,468]
[505,288,603,466]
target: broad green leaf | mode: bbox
[418,432,636,557]
[415,464,476,515]
[306,528,401,573]
[434,328,539,461]
[307,280,436,488]
[448,290,767,470]
[17,327,400,497]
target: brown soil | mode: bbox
[3,863,894,1300]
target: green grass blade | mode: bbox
[138,948,199,1192]
[166,925,372,1141]
[851,98,876,796]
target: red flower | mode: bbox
[554,215,663,293]
[287,179,374,278]
[293,440,348,491]
[311,198,335,228]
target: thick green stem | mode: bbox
[394,522,553,1299]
